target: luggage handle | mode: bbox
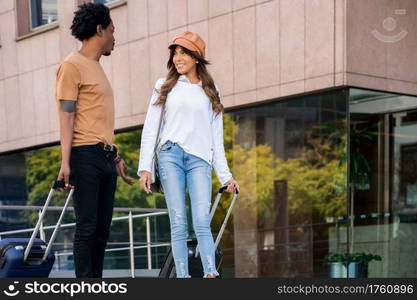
[208,185,238,223]
[23,180,74,263]
[194,185,238,258]
[214,193,238,250]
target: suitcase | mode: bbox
[159,185,238,278]
[0,180,73,278]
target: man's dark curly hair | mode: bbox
[70,2,111,41]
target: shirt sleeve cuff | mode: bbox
[219,175,233,186]
[137,168,151,177]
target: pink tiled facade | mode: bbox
[0,0,416,154]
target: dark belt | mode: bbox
[97,142,117,153]
[72,143,118,156]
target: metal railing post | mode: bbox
[39,209,46,241]
[128,211,135,278]
[146,216,152,270]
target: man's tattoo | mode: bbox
[60,100,77,113]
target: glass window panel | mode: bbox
[92,0,122,5]
[226,89,348,277]
[30,0,58,29]
[349,88,417,277]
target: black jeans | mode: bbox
[70,144,118,278]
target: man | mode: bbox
[56,2,133,278]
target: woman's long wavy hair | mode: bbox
[154,45,223,115]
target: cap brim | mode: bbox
[169,38,202,56]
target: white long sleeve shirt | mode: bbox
[137,75,233,185]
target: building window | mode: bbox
[16,0,59,38]
[30,0,58,29]
[90,0,127,9]
[92,0,122,5]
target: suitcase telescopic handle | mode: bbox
[211,185,238,223]
[23,180,73,262]
[195,185,239,258]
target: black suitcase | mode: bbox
[159,185,238,278]
[0,180,73,278]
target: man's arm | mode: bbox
[58,100,76,189]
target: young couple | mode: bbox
[56,2,239,279]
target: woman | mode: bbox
[137,31,239,278]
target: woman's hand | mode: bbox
[224,179,240,194]
[139,171,153,194]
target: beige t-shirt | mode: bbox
[56,51,115,146]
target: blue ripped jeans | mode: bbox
[158,141,219,278]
